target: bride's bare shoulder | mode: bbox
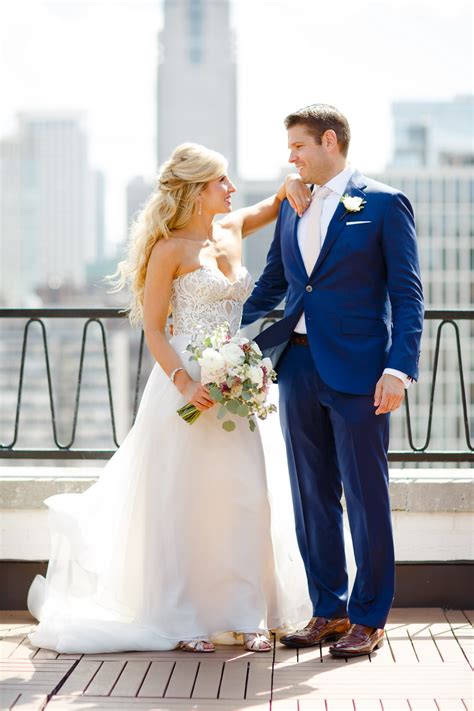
[147,237,187,278]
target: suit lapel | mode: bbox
[310,171,367,279]
[289,207,307,277]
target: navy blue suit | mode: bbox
[242,171,424,628]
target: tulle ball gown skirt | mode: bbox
[27,335,311,653]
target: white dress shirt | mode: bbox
[294,165,411,388]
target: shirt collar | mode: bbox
[316,165,355,197]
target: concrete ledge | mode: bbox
[1,467,473,562]
[1,467,473,511]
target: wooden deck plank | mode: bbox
[48,697,269,709]
[83,660,125,696]
[191,660,224,698]
[164,659,199,698]
[0,634,26,659]
[462,611,474,626]
[57,659,102,696]
[9,637,40,660]
[245,660,272,699]
[445,611,474,667]
[325,700,356,710]
[218,660,248,699]
[33,647,58,659]
[407,701,437,710]
[9,692,49,710]
[429,623,471,664]
[272,664,471,699]
[0,659,72,669]
[435,700,470,710]
[379,701,410,710]
[353,700,383,710]
[385,625,419,663]
[406,623,444,663]
[0,688,20,708]
[274,642,298,664]
[137,660,175,697]
[110,660,151,696]
[294,701,325,710]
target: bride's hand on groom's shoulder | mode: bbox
[285,173,312,217]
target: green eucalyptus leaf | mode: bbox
[209,385,224,402]
[248,418,256,432]
[217,405,226,420]
[222,419,236,432]
[237,403,249,417]
[226,399,239,414]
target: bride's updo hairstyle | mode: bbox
[109,143,228,325]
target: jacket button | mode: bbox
[305,285,313,293]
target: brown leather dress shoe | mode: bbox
[329,624,384,657]
[280,616,350,648]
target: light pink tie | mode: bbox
[300,185,332,276]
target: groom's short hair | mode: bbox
[284,104,351,157]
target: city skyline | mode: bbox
[0,0,472,246]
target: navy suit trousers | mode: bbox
[277,341,395,629]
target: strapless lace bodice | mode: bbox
[170,266,253,337]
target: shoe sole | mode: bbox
[280,633,345,649]
[329,639,384,658]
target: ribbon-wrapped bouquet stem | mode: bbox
[177,323,277,432]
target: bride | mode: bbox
[27,143,313,654]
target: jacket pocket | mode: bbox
[340,316,387,336]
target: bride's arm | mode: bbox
[219,174,311,239]
[143,241,214,410]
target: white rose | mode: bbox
[220,342,245,368]
[261,357,273,373]
[251,341,262,356]
[198,348,226,383]
[249,365,264,389]
[342,195,364,212]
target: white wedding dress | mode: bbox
[27,265,313,653]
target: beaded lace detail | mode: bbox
[170,266,253,337]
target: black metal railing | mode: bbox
[0,308,472,462]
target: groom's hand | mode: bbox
[374,374,405,415]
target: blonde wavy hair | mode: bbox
[108,143,228,325]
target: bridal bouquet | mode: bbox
[177,323,277,432]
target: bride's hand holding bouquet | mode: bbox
[178,323,277,432]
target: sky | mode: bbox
[1,0,472,246]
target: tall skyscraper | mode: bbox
[157,0,238,172]
[391,95,474,169]
[0,112,99,305]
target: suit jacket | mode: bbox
[242,171,424,395]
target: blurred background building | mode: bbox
[157,0,238,171]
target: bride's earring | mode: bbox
[197,200,202,216]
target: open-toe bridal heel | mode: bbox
[243,633,272,652]
[178,640,215,653]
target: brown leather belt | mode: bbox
[291,333,309,346]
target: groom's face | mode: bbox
[287,124,332,185]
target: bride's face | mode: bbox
[202,175,236,214]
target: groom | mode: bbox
[242,104,424,657]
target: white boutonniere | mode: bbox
[340,194,367,220]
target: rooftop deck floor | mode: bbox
[1,608,472,710]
